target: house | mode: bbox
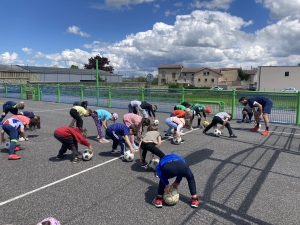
[193,68,223,88]
[158,64,183,85]
[177,68,202,86]
[242,69,258,89]
[257,66,300,91]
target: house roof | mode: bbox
[158,64,183,69]
[195,67,222,75]
[243,70,257,75]
[0,65,30,72]
[220,68,240,71]
[181,68,202,73]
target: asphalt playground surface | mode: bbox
[1,98,300,225]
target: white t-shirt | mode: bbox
[215,112,230,121]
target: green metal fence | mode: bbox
[0,83,299,126]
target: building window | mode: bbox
[203,72,206,75]
[205,78,207,82]
[191,78,194,82]
[285,72,289,76]
[172,73,176,78]
[162,74,165,78]
[207,72,210,75]
[198,79,200,82]
[192,74,194,76]
[161,79,166,83]
[184,73,186,76]
[211,78,214,83]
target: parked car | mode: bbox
[280,87,298,93]
[235,87,246,90]
[210,86,224,90]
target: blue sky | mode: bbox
[1,0,300,76]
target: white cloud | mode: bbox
[153,4,160,12]
[190,0,235,10]
[22,48,33,55]
[67,26,91,37]
[165,9,179,17]
[174,2,183,7]
[255,0,300,19]
[15,9,300,72]
[90,0,155,10]
[0,52,22,64]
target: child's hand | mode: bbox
[130,148,135,154]
[88,146,93,153]
[220,126,224,130]
[150,153,155,159]
[25,137,29,141]
[172,182,179,189]
[164,184,171,194]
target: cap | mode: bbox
[112,113,118,120]
[205,107,212,113]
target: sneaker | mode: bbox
[72,157,80,164]
[250,127,260,131]
[8,154,21,160]
[18,137,25,141]
[152,197,163,208]
[190,127,193,131]
[165,134,171,137]
[180,139,185,143]
[141,162,148,168]
[56,154,68,160]
[191,197,199,208]
[261,130,269,136]
[229,134,237,138]
[132,144,139,150]
[99,139,110,143]
[14,147,21,151]
[197,125,204,129]
[111,149,121,154]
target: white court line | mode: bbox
[0,127,199,207]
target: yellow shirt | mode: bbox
[73,106,86,116]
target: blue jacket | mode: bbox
[156,154,186,185]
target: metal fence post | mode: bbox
[181,87,185,103]
[80,85,84,102]
[141,87,145,101]
[5,82,8,98]
[296,91,300,126]
[38,84,41,101]
[108,86,112,108]
[231,89,236,119]
[57,84,61,103]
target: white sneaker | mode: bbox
[18,137,25,141]
[132,144,139,150]
[111,149,121,154]
[190,127,193,131]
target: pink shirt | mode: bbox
[11,115,30,125]
[123,113,143,135]
[170,117,185,135]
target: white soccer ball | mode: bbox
[163,186,180,205]
[173,137,182,145]
[148,158,160,170]
[4,141,10,150]
[153,120,159,126]
[213,129,222,137]
[124,150,134,162]
[82,149,93,161]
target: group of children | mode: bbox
[0,95,273,209]
[0,100,41,160]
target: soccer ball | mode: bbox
[124,150,134,162]
[202,120,209,128]
[153,120,159,126]
[148,158,160,170]
[82,149,93,161]
[173,137,182,145]
[163,186,180,205]
[4,141,10,150]
[213,129,222,137]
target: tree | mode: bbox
[84,55,114,72]
[70,65,79,69]
[238,68,250,81]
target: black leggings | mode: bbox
[70,108,83,129]
[54,133,79,157]
[203,116,233,135]
[141,142,165,163]
[158,160,196,195]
